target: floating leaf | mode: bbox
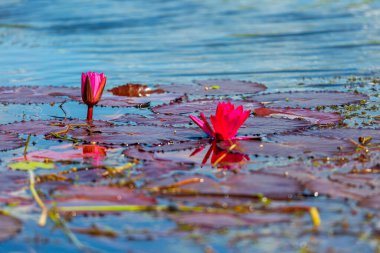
[301,128,380,145]
[156,79,266,96]
[171,212,289,229]
[8,161,55,171]
[254,107,343,125]
[76,125,201,146]
[0,119,113,136]
[0,170,28,193]
[329,173,380,189]
[222,173,304,200]
[218,135,355,158]
[0,86,78,104]
[0,213,22,241]
[0,132,25,151]
[249,91,368,108]
[359,195,380,210]
[0,84,182,107]
[137,160,194,181]
[112,113,191,126]
[148,172,303,200]
[152,99,262,116]
[304,178,377,201]
[239,116,310,136]
[53,185,156,207]
[109,83,165,97]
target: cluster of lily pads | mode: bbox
[0,76,378,252]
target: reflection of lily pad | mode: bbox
[249,91,368,108]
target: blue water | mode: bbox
[1,0,380,89]
[1,1,380,252]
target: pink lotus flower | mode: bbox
[189,102,251,140]
[81,72,107,121]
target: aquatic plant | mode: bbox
[81,72,107,121]
[189,101,250,140]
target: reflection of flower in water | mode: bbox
[81,145,107,165]
[191,140,249,169]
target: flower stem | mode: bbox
[23,134,31,159]
[87,106,94,121]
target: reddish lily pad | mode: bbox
[156,79,266,96]
[257,163,316,183]
[137,160,194,181]
[301,128,380,145]
[0,170,28,193]
[0,170,29,206]
[304,178,379,201]
[149,172,303,200]
[112,113,191,126]
[218,135,354,158]
[171,212,289,229]
[222,173,304,200]
[329,173,380,189]
[0,86,78,104]
[76,125,201,146]
[359,195,380,210]
[0,132,25,151]
[108,83,165,97]
[249,91,368,108]
[152,99,262,115]
[0,119,113,136]
[0,213,22,241]
[239,116,310,136]
[97,92,182,107]
[14,144,108,166]
[268,134,355,156]
[254,108,343,125]
[53,185,156,207]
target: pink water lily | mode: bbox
[189,101,251,140]
[81,72,107,121]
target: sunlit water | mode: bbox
[1,0,380,89]
[1,1,380,252]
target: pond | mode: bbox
[0,0,380,252]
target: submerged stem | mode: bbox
[28,170,48,226]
